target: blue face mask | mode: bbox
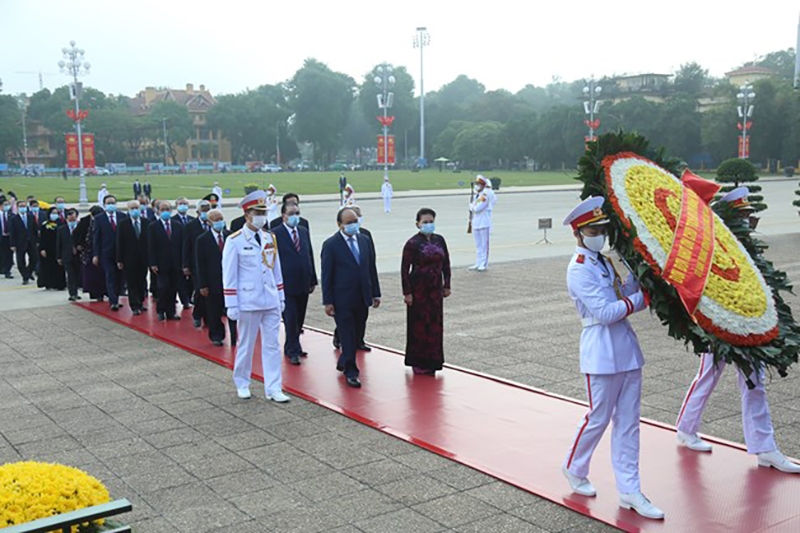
[160,211,171,221]
[56,202,66,210]
[343,221,360,236]
[2,205,10,212]
[420,222,436,235]
[199,212,208,221]
[129,208,141,218]
[49,213,60,222]
[212,220,226,232]
[68,220,78,230]
[31,207,40,214]
[105,204,117,213]
[177,204,189,214]
[19,207,28,214]
[286,214,300,228]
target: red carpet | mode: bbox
[78,300,800,532]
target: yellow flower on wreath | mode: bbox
[0,461,110,531]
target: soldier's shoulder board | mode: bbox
[229,230,243,239]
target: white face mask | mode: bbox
[250,215,268,229]
[582,233,607,253]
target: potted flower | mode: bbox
[243,183,259,195]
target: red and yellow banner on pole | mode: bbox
[738,136,750,159]
[377,135,396,165]
[662,187,715,314]
[64,133,96,169]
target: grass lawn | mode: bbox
[0,169,580,204]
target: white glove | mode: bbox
[227,307,239,321]
[280,301,286,314]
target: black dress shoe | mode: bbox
[336,364,344,372]
[75,295,83,300]
[193,319,201,328]
[358,344,372,352]
[22,279,29,286]
[332,338,341,349]
[110,304,119,312]
[5,274,13,279]
[132,309,141,316]
[300,351,308,358]
[289,355,301,366]
[346,377,362,388]
[212,340,224,347]
[167,315,181,321]
[158,312,166,321]
[140,305,147,311]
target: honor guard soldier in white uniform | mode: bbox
[341,184,356,208]
[468,175,493,272]
[223,190,290,403]
[562,197,665,520]
[266,184,280,225]
[381,176,393,213]
[676,187,800,473]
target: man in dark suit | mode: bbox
[0,196,14,278]
[338,173,347,204]
[143,180,152,198]
[56,208,82,301]
[138,195,156,221]
[196,209,237,346]
[183,200,211,327]
[333,204,376,351]
[93,195,127,311]
[321,207,381,388]
[117,200,150,315]
[133,179,142,198]
[9,200,39,284]
[230,214,246,233]
[274,203,317,365]
[268,193,311,232]
[149,200,182,320]
[172,196,194,310]
[53,197,68,225]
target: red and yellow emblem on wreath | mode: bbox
[603,152,777,347]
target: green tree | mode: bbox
[716,158,765,211]
[673,62,709,95]
[287,58,355,163]
[432,120,471,160]
[148,100,193,165]
[452,121,504,169]
[358,64,416,150]
[0,94,23,164]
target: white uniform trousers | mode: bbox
[233,308,283,396]
[473,228,490,269]
[564,369,642,494]
[676,353,776,454]
[383,197,391,213]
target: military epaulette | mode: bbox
[576,254,585,264]
[229,230,243,239]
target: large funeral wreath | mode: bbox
[577,131,800,382]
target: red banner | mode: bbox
[738,136,750,158]
[377,135,396,165]
[65,133,97,169]
[65,133,80,169]
[82,133,96,169]
[662,187,715,315]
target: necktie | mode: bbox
[165,221,171,239]
[134,221,140,238]
[1,213,6,236]
[217,233,224,252]
[60,212,65,223]
[348,237,360,264]
[254,231,261,246]
[22,216,27,230]
[292,229,301,253]
[110,215,116,231]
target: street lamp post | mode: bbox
[374,64,395,181]
[582,78,602,145]
[275,120,281,165]
[737,85,755,159]
[58,41,90,205]
[17,97,29,168]
[162,117,169,166]
[413,27,430,168]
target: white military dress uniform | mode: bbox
[562,196,664,520]
[675,187,799,473]
[469,175,493,271]
[266,185,280,225]
[381,178,393,213]
[341,185,356,209]
[223,192,287,400]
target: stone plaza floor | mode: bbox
[2,232,800,532]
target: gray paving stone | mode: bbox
[412,493,501,528]
[165,502,249,533]
[455,514,548,533]
[143,427,207,449]
[122,466,196,494]
[204,470,278,500]
[373,474,460,507]
[321,488,404,522]
[213,429,280,452]
[229,485,311,518]
[289,471,367,503]
[344,458,419,486]
[355,508,447,533]
[426,464,496,491]
[464,481,542,511]
[262,505,351,533]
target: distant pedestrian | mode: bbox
[341,184,355,208]
[133,179,142,198]
[338,172,347,204]
[402,208,451,375]
[97,183,109,206]
[143,180,152,198]
[381,176,393,213]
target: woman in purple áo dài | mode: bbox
[401,208,452,375]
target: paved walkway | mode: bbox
[2,231,800,531]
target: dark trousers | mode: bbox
[193,288,206,323]
[125,263,148,311]
[16,247,36,281]
[0,235,12,276]
[334,304,368,378]
[156,268,179,317]
[178,274,193,306]
[283,293,309,357]
[206,291,225,342]
[150,271,158,297]
[64,257,80,297]
[100,257,121,305]
[333,307,369,346]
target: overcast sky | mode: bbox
[1,0,798,98]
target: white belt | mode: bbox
[581,316,600,328]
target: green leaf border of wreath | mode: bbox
[577,130,800,383]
